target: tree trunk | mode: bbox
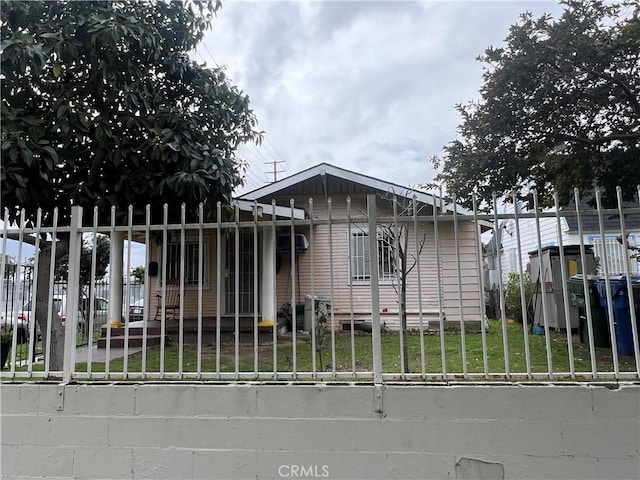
[36,242,67,372]
[400,280,409,373]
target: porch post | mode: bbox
[109,231,124,326]
[261,225,276,323]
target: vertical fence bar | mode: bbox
[328,197,336,377]
[393,196,405,378]
[309,198,318,377]
[0,210,7,327]
[123,205,134,375]
[617,186,640,376]
[27,209,43,373]
[44,208,60,376]
[9,210,25,377]
[346,197,356,375]
[368,195,383,383]
[553,192,576,377]
[234,202,240,377]
[452,196,468,377]
[63,206,83,383]
[104,208,115,376]
[493,194,510,378]
[575,189,598,376]
[435,189,446,378]
[533,191,553,378]
[86,207,99,373]
[197,203,204,377]
[596,188,620,377]
[178,204,186,376]
[290,199,297,376]
[253,202,259,376]
[472,194,489,378]
[511,192,532,378]
[216,202,222,377]
[271,200,278,378]
[413,196,426,378]
[160,204,169,376]
[142,205,151,377]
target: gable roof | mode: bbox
[563,197,640,232]
[237,162,463,213]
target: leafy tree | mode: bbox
[131,266,145,284]
[433,0,640,209]
[55,235,110,286]
[1,0,260,370]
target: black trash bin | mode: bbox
[567,275,610,348]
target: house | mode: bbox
[485,197,640,287]
[144,163,484,335]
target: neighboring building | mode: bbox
[485,198,640,287]
[146,163,484,333]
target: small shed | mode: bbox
[529,245,596,330]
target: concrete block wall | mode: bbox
[1,382,639,479]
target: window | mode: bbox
[350,230,396,283]
[165,236,209,287]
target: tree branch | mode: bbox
[555,132,640,146]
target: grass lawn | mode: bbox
[58,320,637,380]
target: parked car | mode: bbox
[128,298,144,322]
[81,296,110,330]
[2,295,110,343]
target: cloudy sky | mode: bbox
[198,0,565,194]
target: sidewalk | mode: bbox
[74,343,143,363]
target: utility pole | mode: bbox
[265,159,285,183]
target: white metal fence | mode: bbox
[1,187,639,382]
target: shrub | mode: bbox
[504,272,532,324]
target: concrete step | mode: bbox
[97,335,163,349]
[100,327,162,338]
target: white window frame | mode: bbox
[161,235,210,289]
[589,234,639,274]
[348,227,396,285]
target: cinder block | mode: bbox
[519,384,595,422]
[172,417,293,450]
[254,385,378,419]
[74,384,137,416]
[36,384,66,414]
[591,384,640,420]
[562,420,640,458]
[0,445,20,476]
[500,454,601,479]
[7,445,74,478]
[73,446,133,479]
[384,385,524,421]
[489,420,563,456]
[253,449,456,479]
[109,417,174,448]
[133,447,194,479]
[0,384,26,414]
[194,384,257,418]
[36,415,109,447]
[0,415,37,447]
[192,449,256,479]
[134,384,197,416]
[594,456,640,479]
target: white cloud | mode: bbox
[201,0,565,193]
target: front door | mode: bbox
[225,231,261,314]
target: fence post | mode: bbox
[368,195,383,384]
[63,205,83,383]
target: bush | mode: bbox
[504,272,532,324]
